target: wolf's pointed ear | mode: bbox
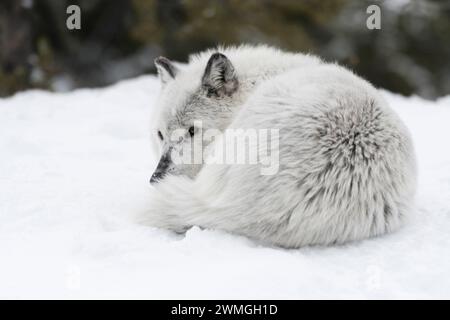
[202,53,238,97]
[155,56,178,85]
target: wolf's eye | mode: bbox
[207,87,216,96]
[188,126,195,137]
[157,130,163,141]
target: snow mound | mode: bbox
[1,76,449,299]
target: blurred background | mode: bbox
[1,0,449,99]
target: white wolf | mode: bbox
[140,45,417,248]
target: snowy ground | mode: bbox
[1,75,449,299]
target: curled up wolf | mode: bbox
[138,45,417,248]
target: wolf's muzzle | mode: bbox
[149,171,164,184]
[150,152,171,184]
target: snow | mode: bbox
[1,75,450,299]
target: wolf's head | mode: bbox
[150,52,243,184]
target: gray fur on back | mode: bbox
[140,45,417,248]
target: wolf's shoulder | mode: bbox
[187,44,322,75]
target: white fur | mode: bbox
[141,45,417,248]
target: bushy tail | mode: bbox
[136,173,236,233]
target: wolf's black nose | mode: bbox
[149,171,164,184]
[150,152,171,184]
